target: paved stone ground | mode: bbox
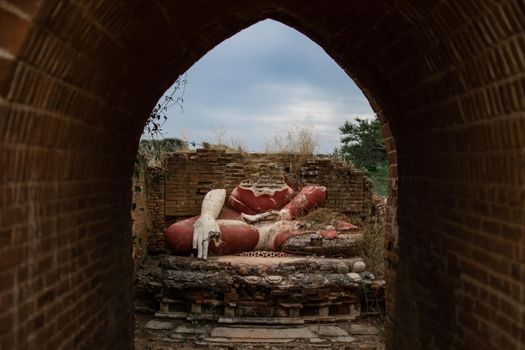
[135,313,385,349]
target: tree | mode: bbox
[338,117,386,171]
[138,138,187,167]
[337,116,388,195]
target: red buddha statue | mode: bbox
[165,181,327,259]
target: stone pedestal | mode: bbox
[149,255,384,325]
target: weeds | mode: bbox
[301,208,350,228]
[263,124,319,155]
[301,206,385,280]
[359,219,385,279]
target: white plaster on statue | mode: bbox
[193,189,226,259]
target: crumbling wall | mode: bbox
[163,150,244,219]
[145,149,375,253]
[293,157,374,220]
[131,165,166,256]
[146,167,166,254]
[131,165,151,259]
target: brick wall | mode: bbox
[0,1,523,349]
[131,161,154,259]
[145,167,166,254]
[163,150,373,218]
[163,150,243,219]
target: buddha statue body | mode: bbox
[165,181,327,259]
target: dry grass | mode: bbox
[302,208,385,278]
[301,208,350,228]
[201,140,248,154]
[228,137,249,153]
[261,125,319,185]
[263,124,319,155]
[359,219,385,279]
[198,126,249,153]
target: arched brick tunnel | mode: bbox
[0,1,524,349]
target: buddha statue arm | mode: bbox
[193,189,226,259]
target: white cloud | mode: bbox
[158,19,375,154]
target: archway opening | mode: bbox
[132,19,394,347]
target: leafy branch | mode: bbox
[144,73,188,140]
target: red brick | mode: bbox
[0,8,30,56]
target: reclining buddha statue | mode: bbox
[165,178,328,259]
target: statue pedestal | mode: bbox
[148,255,384,325]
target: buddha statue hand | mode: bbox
[193,214,221,259]
[192,189,226,259]
[240,210,280,224]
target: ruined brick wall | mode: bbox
[131,164,151,259]
[146,167,166,254]
[293,157,374,220]
[163,150,244,219]
[1,1,524,349]
[162,150,372,222]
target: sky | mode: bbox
[157,19,374,154]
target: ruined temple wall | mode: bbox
[163,150,245,218]
[131,164,167,256]
[296,157,373,218]
[145,167,166,254]
[131,165,150,259]
[164,149,372,218]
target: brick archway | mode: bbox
[1,1,524,349]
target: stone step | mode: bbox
[218,316,305,325]
[209,326,319,341]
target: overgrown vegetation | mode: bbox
[263,124,319,154]
[137,138,188,167]
[145,74,187,140]
[366,163,388,197]
[303,207,385,278]
[359,218,385,279]
[139,74,189,168]
[204,125,249,153]
[301,208,351,229]
[199,130,249,153]
[335,116,388,196]
[261,124,320,181]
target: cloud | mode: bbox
[159,19,374,154]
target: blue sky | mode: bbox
[157,19,374,154]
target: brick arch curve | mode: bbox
[1,1,523,349]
